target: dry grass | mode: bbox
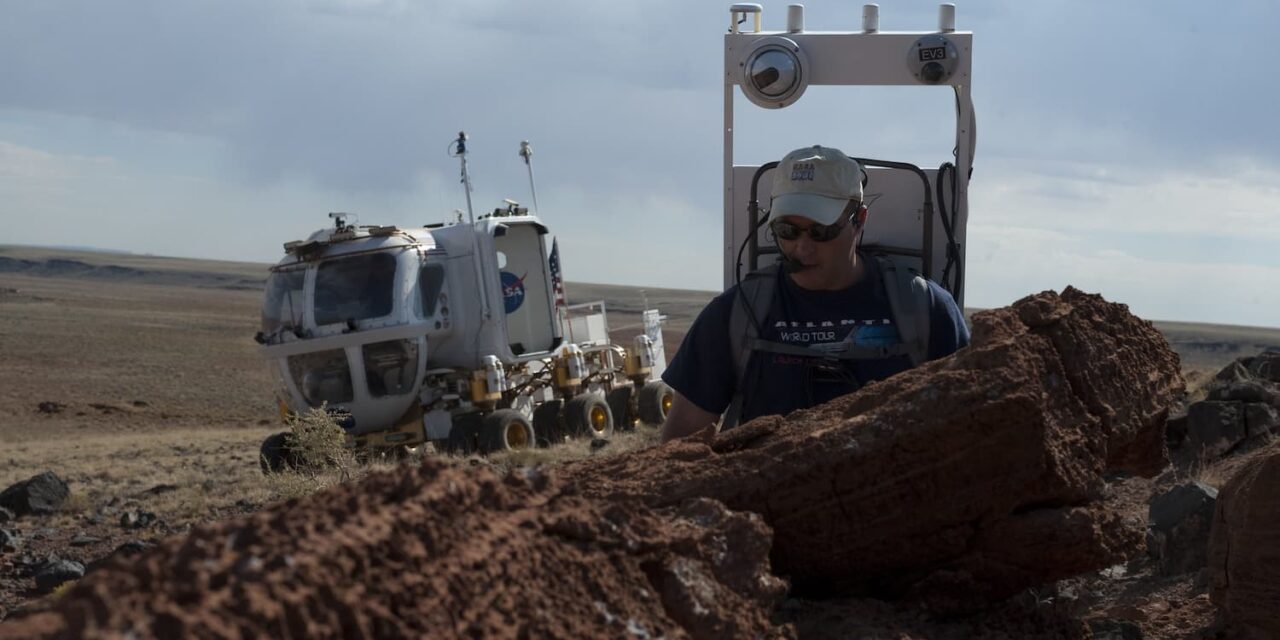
[482,423,663,474]
[4,247,1278,533]
[0,426,279,531]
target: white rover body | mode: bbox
[256,140,671,463]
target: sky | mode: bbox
[1,0,1278,328]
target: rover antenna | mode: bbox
[452,131,477,225]
[450,131,491,318]
[518,140,540,215]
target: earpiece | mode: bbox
[852,206,868,228]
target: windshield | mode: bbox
[262,268,305,335]
[363,339,419,398]
[314,253,397,326]
[288,349,353,407]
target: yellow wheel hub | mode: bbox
[590,406,608,432]
[506,422,530,449]
[661,393,673,414]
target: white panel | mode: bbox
[726,32,972,87]
[495,224,557,356]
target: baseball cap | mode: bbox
[770,145,863,226]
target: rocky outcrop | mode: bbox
[0,472,69,517]
[1147,481,1217,576]
[1177,352,1280,465]
[0,461,788,640]
[1208,443,1280,638]
[563,288,1183,609]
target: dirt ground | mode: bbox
[2,245,1279,634]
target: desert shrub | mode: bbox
[261,408,360,498]
[288,407,358,478]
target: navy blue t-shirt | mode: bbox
[663,259,970,425]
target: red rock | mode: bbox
[0,461,789,639]
[1208,443,1280,639]
[562,288,1182,608]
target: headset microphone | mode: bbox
[780,251,811,272]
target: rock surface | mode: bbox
[1147,481,1217,576]
[32,560,84,594]
[1208,443,1280,638]
[1178,351,1280,466]
[563,288,1184,609]
[0,461,788,639]
[0,473,69,517]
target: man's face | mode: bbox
[773,213,857,274]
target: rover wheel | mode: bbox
[259,431,298,474]
[638,380,674,426]
[439,412,482,456]
[606,385,638,432]
[565,394,613,440]
[533,399,564,447]
[481,409,536,453]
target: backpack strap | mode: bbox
[724,265,779,430]
[873,255,932,366]
[722,256,933,430]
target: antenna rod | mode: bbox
[455,131,476,225]
[519,140,540,215]
[451,131,491,319]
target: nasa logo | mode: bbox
[500,271,527,314]
[790,162,815,182]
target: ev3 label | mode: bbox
[919,46,947,62]
[501,271,526,314]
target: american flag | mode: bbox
[549,238,566,307]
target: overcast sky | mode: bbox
[2,1,1277,327]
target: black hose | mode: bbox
[935,162,963,299]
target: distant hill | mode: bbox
[3,243,1278,374]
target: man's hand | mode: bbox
[660,390,720,443]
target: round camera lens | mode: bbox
[921,61,945,84]
[749,50,797,97]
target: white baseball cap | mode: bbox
[770,145,863,226]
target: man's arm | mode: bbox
[660,390,720,443]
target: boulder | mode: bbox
[33,560,85,594]
[1206,381,1280,406]
[0,529,20,554]
[119,510,158,530]
[0,472,70,516]
[1183,402,1245,459]
[1208,445,1280,638]
[1147,481,1217,575]
[563,288,1183,609]
[1242,402,1278,437]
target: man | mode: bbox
[660,145,970,442]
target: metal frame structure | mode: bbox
[723,3,976,305]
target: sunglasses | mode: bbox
[769,218,848,242]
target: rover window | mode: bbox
[419,263,446,316]
[261,268,305,335]
[362,339,419,398]
[314,253,396,325]
[288,349,353,406]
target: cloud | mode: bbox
[966,222,1280,328]
[0,140,116,182]
[975,159,1280,241]
[2,1,1278,327]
